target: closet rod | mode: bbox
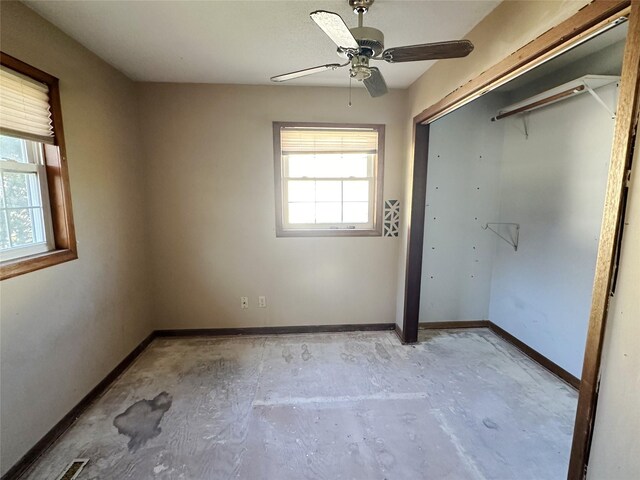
[491,85,584,121]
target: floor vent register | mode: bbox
[55,459,89,480]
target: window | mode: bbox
[0,53,76,280]
[274,123,384,237]
[1,136,54,260]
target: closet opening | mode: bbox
[419,20,627,383]
[401,2,639,478]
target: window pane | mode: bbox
[343,202,369,223]
[30,207,46,243]
[314,155,342,178]
[316,181,341,202]
[0,212,9,249]
[316,154,370,178]
[0,136,28,163]
[316,202,341,223]
[287,181,315,202]
[343,180,369,202]
[341,154,369,178]
[27,173,42,206]
[3,171,41,207]
[8,208,35,246]
[287,155,316,178]
[288,203,315,224]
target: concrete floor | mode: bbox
[21,329,578,479]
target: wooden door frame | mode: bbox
[399,1,639,479]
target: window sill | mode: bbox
[0,248,77,281]
[276,228,382,238]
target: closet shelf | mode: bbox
[490,74,620,122]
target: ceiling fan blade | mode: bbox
[271,63,347,82]
[363,67,388,98]
[382,40,474,63]
[310,10,359,50]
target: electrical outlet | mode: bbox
[258,296,267,308]
[240,296,249,309]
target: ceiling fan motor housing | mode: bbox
[338,26,384,59]
[353,27,384,57]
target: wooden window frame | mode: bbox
[273,121,385,237]
[398,1,639,479]
[0,52,77,280]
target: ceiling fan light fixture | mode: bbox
[350,65,372,81]
[350,55,372,80]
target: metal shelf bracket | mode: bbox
[482,222,520,251]
[583,83,617,119]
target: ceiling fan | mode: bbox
[270,0,474,98]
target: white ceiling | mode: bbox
[24,0,501,88]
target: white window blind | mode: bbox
[0,66,54,145]
[281,128,378,155]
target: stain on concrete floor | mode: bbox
[113,392,172,452]
[20,329,578,480]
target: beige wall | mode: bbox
[0,1,152,473]
[138,83,407,330]
[408,0,592,118]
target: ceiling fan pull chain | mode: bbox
[348,75,352,107]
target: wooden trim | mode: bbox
[415,0,631,125]
[0,51,57,85]
[156,323,396,338]
[273,122,285,235]
[394,323,405,344]
[0,249,76,281]
[487,322,581,389]
[419,320,490,330]
[274,228,383,238]
[43,144,76,252]
[0,52,77,281]
[569,3,640,478]
[374,124,385,236]
[417,321,579,388]
[0,333,155,480]
[272,121,385,237]
[400,123,429,344]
